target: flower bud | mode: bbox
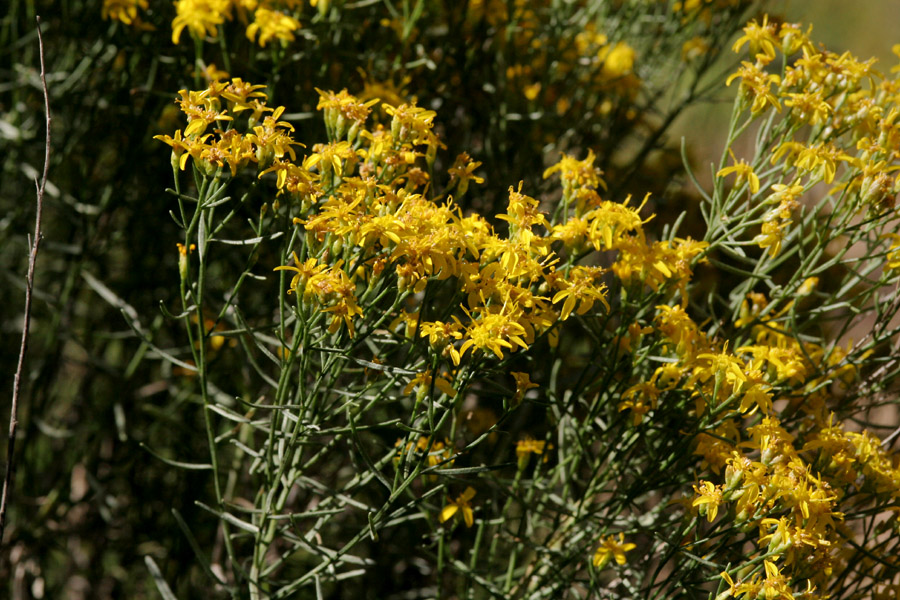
[330,235,343,256]
[335,113,347,140]
[347,121,360,144]
[177,243,195,281]
[391,115,401,140]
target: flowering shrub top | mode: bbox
[147,8,900,600]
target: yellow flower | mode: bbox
[736,374,773,416]
[783,90,832,125]
[725,60,781,115]
[171,0,230,44]
[496,183,548,234]
[176,243,195,280]
[761,561,793,600]
[618,398,651,426]
[221,78,268,111]
[175,87,234,138]
[618,382,659,426]
[758,516,791,554]
[102,0,148,25]
[246,106,302,167]
[440,487,476,527]
[383,102,437,145]
[259,158,321,198]
[592,533,636,569]
[510,372,538,404]
[448,152,485,197]
[788,142,849,184]
[692,480,723,522]
[598,41,636,79]
[316,88,379,141]
[274,253,327,296]
[550,265,609,321]
[523,82,541,101]
[691,345,748,397]
[418,321,459,351]
[403,370,457,400]
[515,436,547,466]
[543,149,606,196]
[884,233,900,274]
[582,194,647,250]
[202,129,255,176]
[550,216,589,250]
[681,36,708,61]
[732,15,778,61]
[458,306,529,363]
[246,8,301,48]
[200,63,230,84]
[322,296,363,337]
[753,219,786,257]
[308,140,358,178]
[717,150,760,194]
[654,304,709,362]
[154,129,190,170]
[778,21,813,55]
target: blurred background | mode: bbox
[790,0,900,64]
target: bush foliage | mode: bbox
[4,1,900,599]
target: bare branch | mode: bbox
[1,15,51,542]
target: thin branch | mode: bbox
[1,15,51,543]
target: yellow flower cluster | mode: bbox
[699,34,900,587]
[154,15,900,588]
[140,4,900,592]
[245,6,301,47]
[567,130,900,596]
[101,0,150,26]
[171,0,231,44]
[673,292,899,595]
[101,0,312,45]
[164,0,311,46]
[720,16,900,257]
[157,80,713,363]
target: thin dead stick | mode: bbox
[1,15,51,543]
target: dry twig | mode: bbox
[1,16,51,542]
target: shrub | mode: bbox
[5,1,900,599]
